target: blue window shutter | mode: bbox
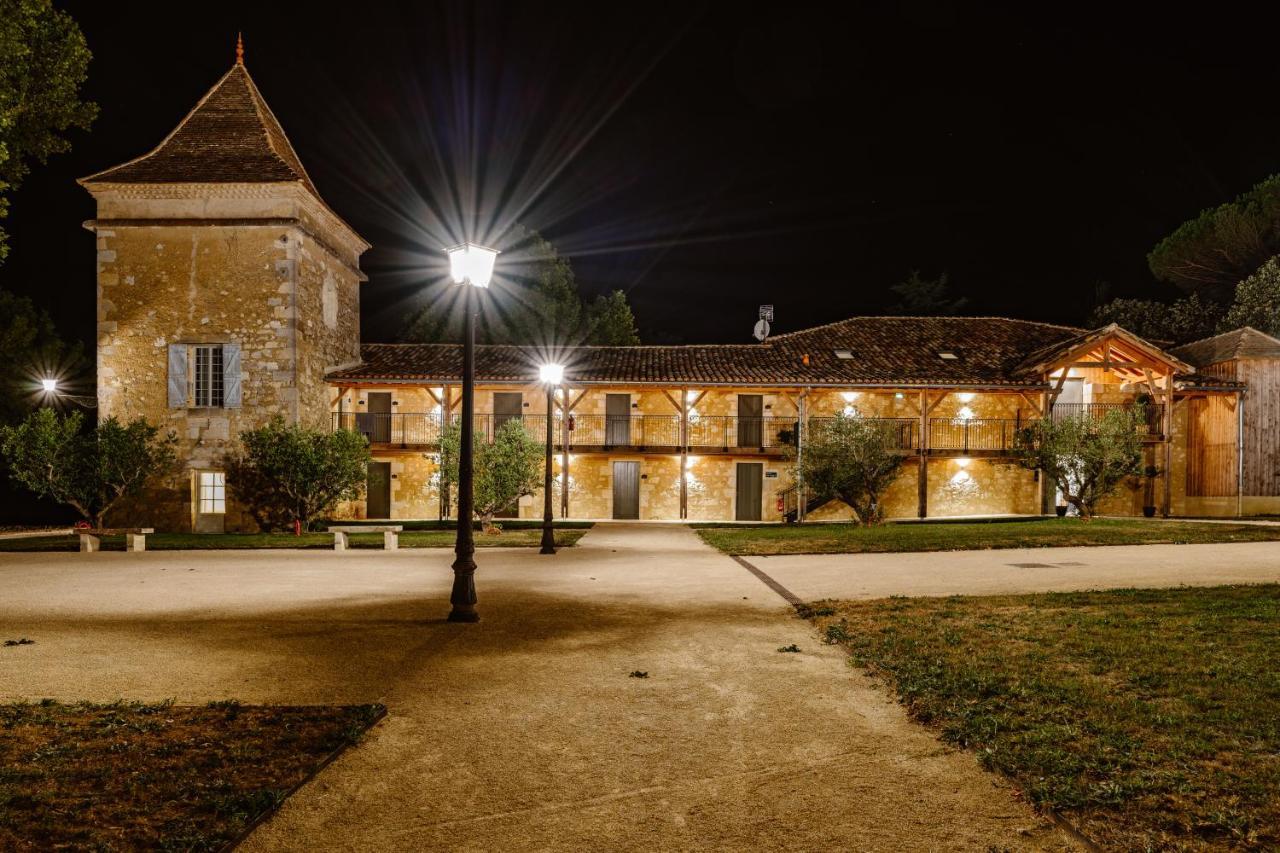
[167,344,188,408]
[223,343,242,408]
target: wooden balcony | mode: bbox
[334,405,1165,457]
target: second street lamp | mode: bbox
[444,241,498,623]
[539,362,564,554]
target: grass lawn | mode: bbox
[0,700,383,850]
[694,517,1280,555]
[813,585,1280,850]
[0,527,589,552]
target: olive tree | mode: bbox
[228,417,370,531]
[791,413,907,525]
[0,408,176,527]
[1014,407,1147,519]
[440,418,543,533]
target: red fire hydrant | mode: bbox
[293,519,302,536]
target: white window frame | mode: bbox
[197,470,226,515]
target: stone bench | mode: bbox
[79,528,155,553]
[328,525,404,551]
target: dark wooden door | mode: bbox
[366,461,391,518]
[606,394,631,446]
[612,461,640,519]
[366,392,392,443]
[493,392,523,434]
[735,462,763,521]
[738,394,763,447]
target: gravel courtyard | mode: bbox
[0,525,1094,851]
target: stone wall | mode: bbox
[88,184,366,531]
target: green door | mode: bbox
[735,462,763,521]
[366,461,391,519]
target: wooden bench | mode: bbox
[79,528,155,553]
[328,525,404,551]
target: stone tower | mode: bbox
[79,48,369,532]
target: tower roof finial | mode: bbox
[236,32,244,65]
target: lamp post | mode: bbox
[445,242,498,623]
[538,362,564,554]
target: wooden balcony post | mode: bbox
[918,390,928,519]
[679,388,688,519]
[1162,376,1173,518]
[561,386,571,519]
[793,389,803,522]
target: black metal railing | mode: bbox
[928,417,1020,452]
[806,416,918,451]
[1051,402,1164,434]
[565,414,682,448]
[333,406,1160,455]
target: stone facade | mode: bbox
[84,185,366,531]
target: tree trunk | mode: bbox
[480,512,499,535]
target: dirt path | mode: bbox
[0,525,1071,851]
[749,539,1280,602]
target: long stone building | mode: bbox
[81,54,1280,531]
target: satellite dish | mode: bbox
[753,319,770,342]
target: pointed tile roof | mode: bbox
[81,63,320,198]
[1172,326,1280,366]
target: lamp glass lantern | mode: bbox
[447,242,499,288]
[40,378,58,393]
[539,363,565,385]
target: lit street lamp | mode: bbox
[538,362,564,554]
[445,242,498,623]
[41,378,58,393]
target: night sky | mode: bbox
[6,2,1280,349]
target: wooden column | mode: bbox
[1237,389,1245,518]
[797,390,808,522]
[917,390,929,519]
[561,387,570,519]
[440,385,452,521]
[1040,390,1051,514]
[1162,376,1174,518]
[680,388,689,519]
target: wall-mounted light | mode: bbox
[957,392,975,403]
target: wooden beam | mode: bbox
[1046,368,1071,409]
[1017,391,1044,416]
[660,390,682,412]
[566,390,588,413]
[688,389,709,410]
[917,391,929,519]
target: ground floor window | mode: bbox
[198,471,226,514]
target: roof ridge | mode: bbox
[235,64,319,194]
[79,64,244,184]
[1176,325,1280,354]
[768,314,1086,340]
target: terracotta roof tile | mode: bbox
[1172,327,1280,366]
[80,64,319,197]
[328,317,1099,387]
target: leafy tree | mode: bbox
[401,229,640,345]
[0,287,81,424]
[1088,292,1223,344]
[439,418,543,533]
[0,408,176,527]
[229,417,370,531]
[1013,407,1147,520]
[0,0,97,263]
[1222,256,1280,337]
[1147,173,1280,299]
[585,289,640,345]
[790,413,907,525]
[889,270,968,315]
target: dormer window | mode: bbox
[938,351,959,360]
